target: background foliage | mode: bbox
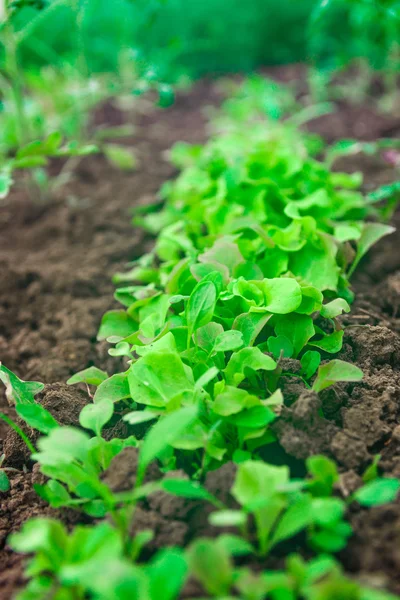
[2,0,399,80]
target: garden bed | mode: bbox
[1,68,400,598]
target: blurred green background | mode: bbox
[6,0,399,80]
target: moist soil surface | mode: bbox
[1,67,400,598]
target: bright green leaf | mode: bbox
[258,278,302,314]
[213,330,244,353]
[349,223,395,277]
[97,311,136,341]
[188,538,232,597]
[67,367,109,387]
[308,330,344,354]
[0,470,10,492]
[139,406,198,477]
[270,495,313,547]
[224,347,276,386]
[300,351,321,380]
[0,364,44,405]
[320,299,351,319]
[94,372,131,404]
[128,351,193,407]
[16,404,59,434]
[354,478,400,507]
[232,312,272,346]
[209,510,247,527]
[186,280,217,338]
[313,360,363,393]
[79,399,114,436]
[267,335,294,359]
[275,314,315,357]
[162,478,217,502]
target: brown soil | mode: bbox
[1,68,400,598]
[0,80,221,598]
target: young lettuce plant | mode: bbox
[92,83,395,454]
[1,364,199,537]
[135,98,394,296]
[91,253,365,472]
[0,131,99,201]
[205,460,352,557]
[166,455,399,562]
[10,519,188,600]
[0,363,52,452]
[8,405,201,600]
[0,452,23,492]
[0,364,132,517]
[187,538,399,600]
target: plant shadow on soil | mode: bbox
[1,66,400,597]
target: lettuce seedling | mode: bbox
[30,407,199,528]
[186,538,397,600]
[0,367,132,514]
[204,460,351,557]
[67,366,109,387]
[285,552,400,600]
[10,519,187,600]
[353,478,400,507]
[31,427,118,516]
[187,537,235,597]
[94,107,394,433]
[312,360,363,393]
[0,364,56,442]
[0,132,99,200]
[0,453,22,492]
[0,363,44,405]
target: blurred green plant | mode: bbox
[0,2,172,200]
[309,0,400,76]
[2,0,400,91]
[2,0,315,79]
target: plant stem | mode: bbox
[4,1,29,146]
[73,0,90,142]
[0,412,36,454]
[15,0,66,45]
